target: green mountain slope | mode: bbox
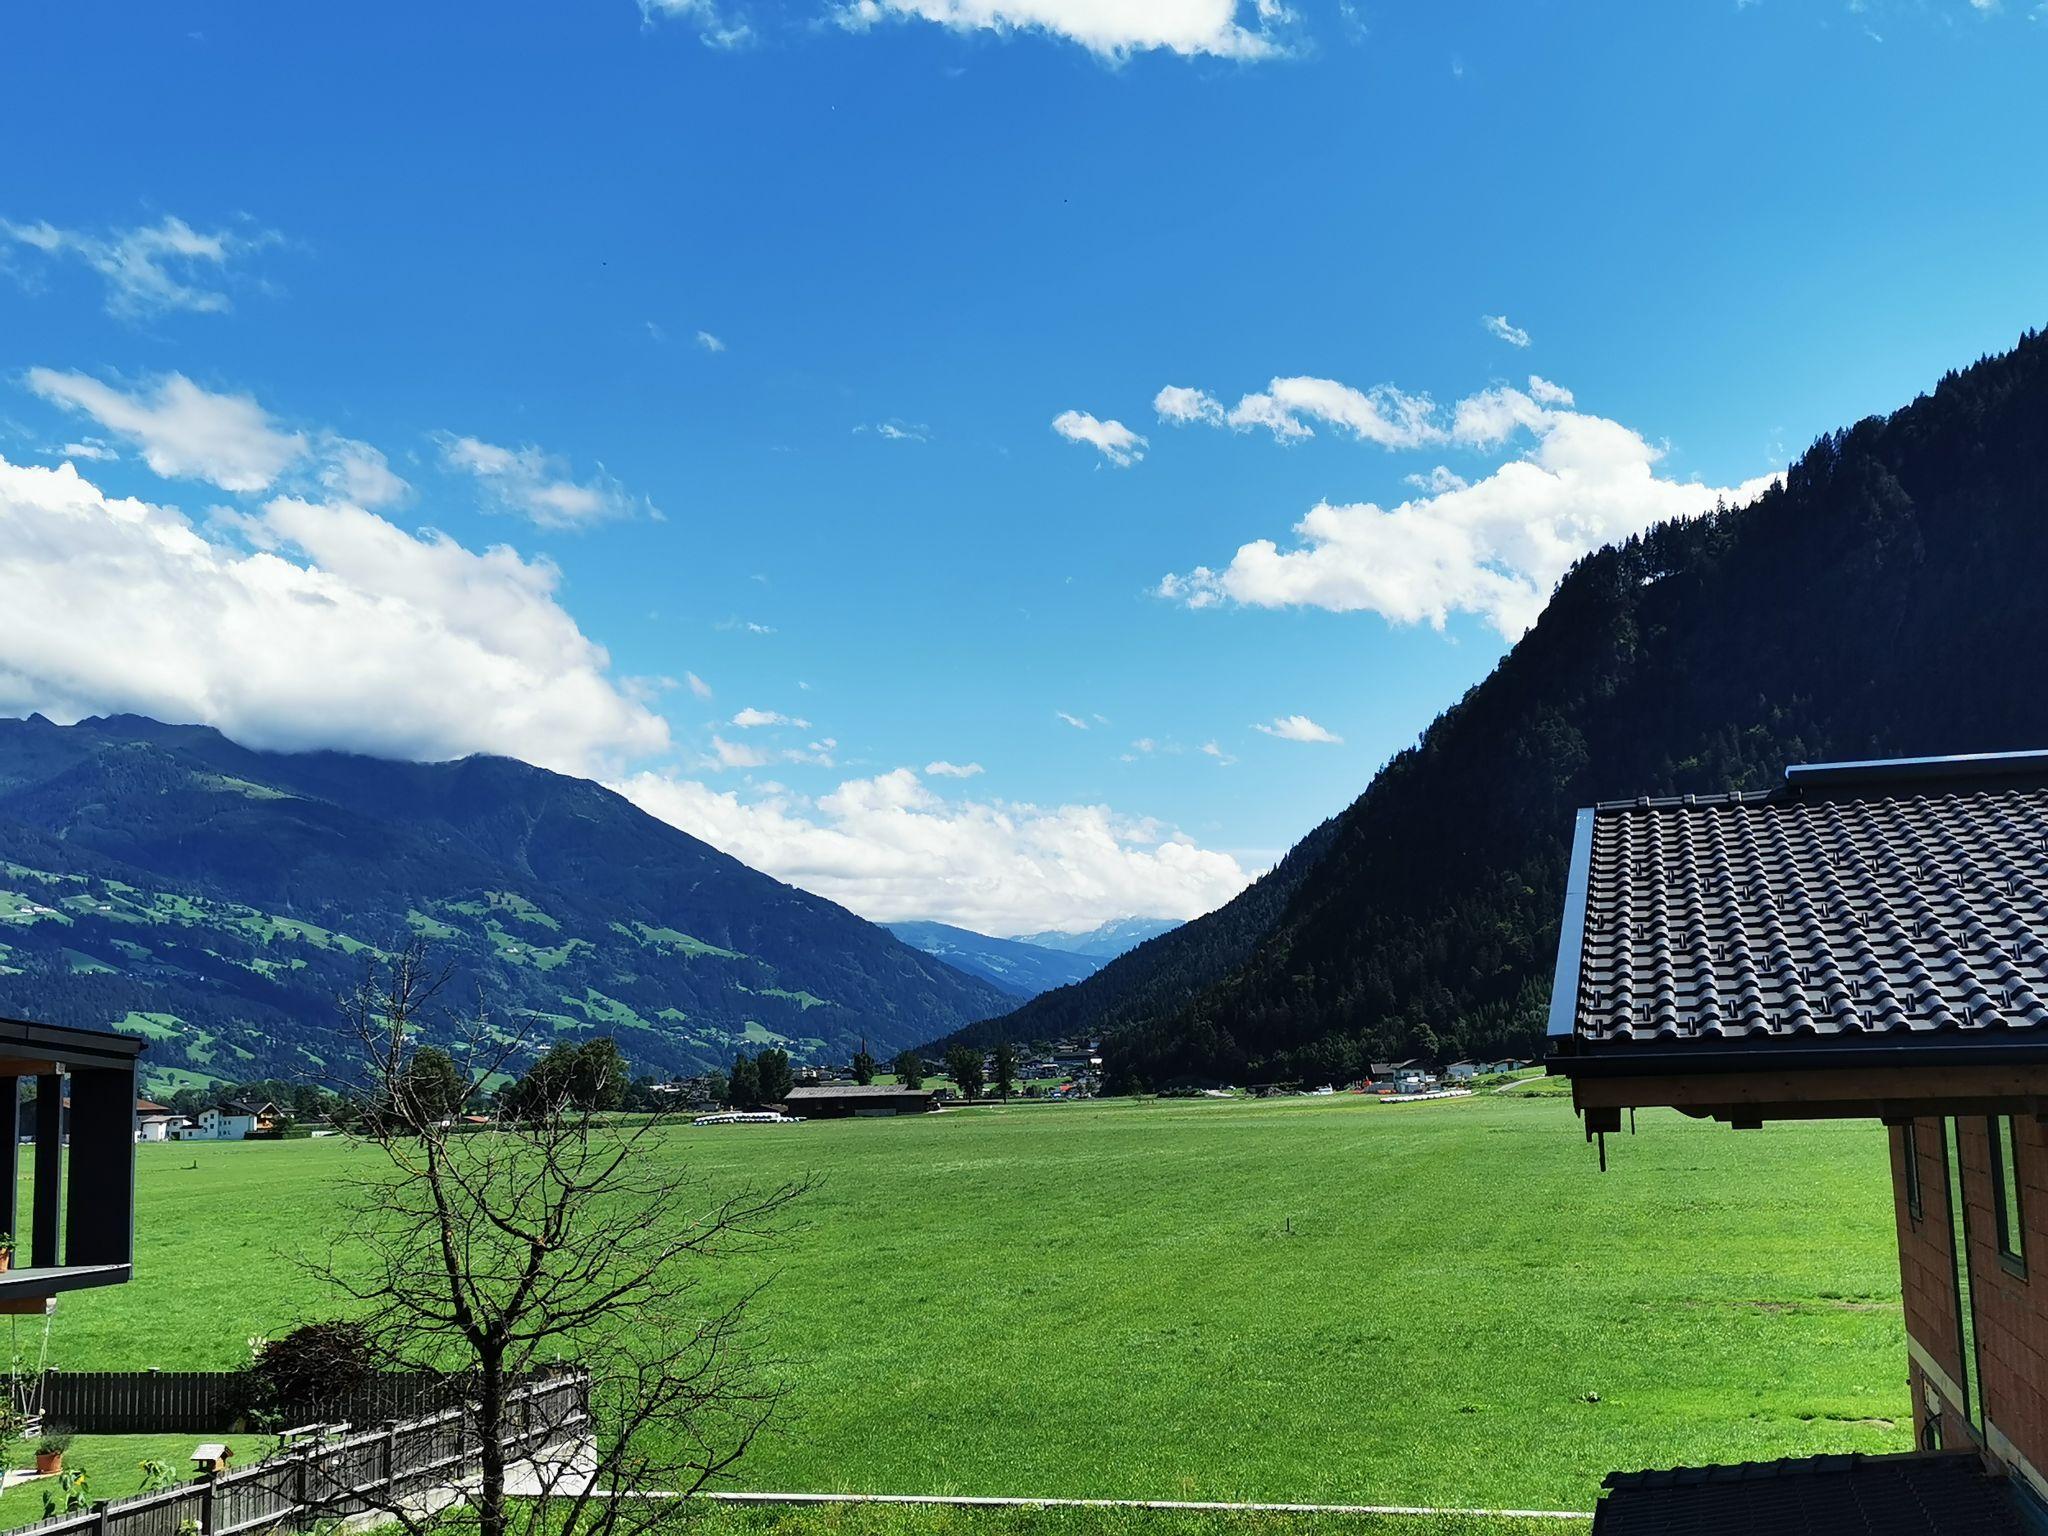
[0,716,1009,1087]
[1004,326,2048,1086]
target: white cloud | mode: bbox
[695,330,727,353]
[1481,314,1532,348]
[2,214,276,320]
[1201,740,1238,766]
[1192,377,1443,449]
[707,734,773,770]
[1055,710,1090,730]
[638,0,756,46]
[615,766,1251,933]
[1526,375,1574,407]
[0,452,667,778]
[1161,380,1779,637]
[29,370,307,493]
[831,0,1290,58]
[25,369,410,509]
[731,706,811,729]
[1154,385,1225,426]
[317,438,411,509]
[438,435,647,528]
[858,419,931,443]
[57,439,116,462]
[686,671,714,700]
[1253,714,1342,744]
[926,760,984,778]
[1051,409,1146,467]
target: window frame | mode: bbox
[1988,1114,2027,1278]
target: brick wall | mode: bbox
[1892,1115,2048,1479]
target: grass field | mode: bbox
[0,1434,269,1529]
[35,1093,1907,1518]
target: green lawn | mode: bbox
[0,1433,271,1528]
[40,1094,1905,1517]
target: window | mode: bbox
[1904,1121,1924,1221]
[1989,1115,2027,1275]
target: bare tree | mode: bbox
[301,943,809,1536]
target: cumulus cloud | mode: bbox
[26,369,409,509]
[830,0,1290,58]
[29,369,307,493]
[1201,740,1238,766]
[1253,714,1342,744]
[1051,409,1146,466]
[1226,377,1442,448]
[638,0,755,47]
[2,214,276,320]
[1161,379,1779,637]
[438,434,647,528]
[731,706,810,729]
[0,452,667,777]
[1481,314,1532,348]
[926,760,984,778]
[1154,385,1225,426]
[615,766,1250,933]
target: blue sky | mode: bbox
[1,0,2044,934]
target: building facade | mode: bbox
[1545,749,2048,1530]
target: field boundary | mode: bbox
[626,1490,1593,1522]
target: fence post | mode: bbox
[197,1472,216,1536]
[382,1420,399,1501]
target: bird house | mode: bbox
[190,1443,233,1475]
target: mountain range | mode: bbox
[0,715,1010,1090]
[885,917,1179,1000]
[955,325,2048,1087]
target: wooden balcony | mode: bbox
[0,1016,145,1306]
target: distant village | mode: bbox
[100,1042,1538,1142]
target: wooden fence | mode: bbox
[38,1371,534,1435]
[12,1373,590,1536]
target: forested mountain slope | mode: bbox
[0,716,1009,1088]
[1012,327,2048,1086]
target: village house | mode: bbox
[1546,749,2048,1531]
[175,1098,286,1142]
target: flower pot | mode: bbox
[35,1452,61,1475]
[0,1249,12,1274]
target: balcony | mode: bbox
[0,1016,145,1309]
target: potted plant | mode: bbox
[35,1429,72,1475]
[0,1233,14,1274]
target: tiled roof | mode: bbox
[1590,1451,2020,1535]
[1551,752,2048,1055]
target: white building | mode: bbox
[135,1113,183,1142]
[177,1106,257,1141]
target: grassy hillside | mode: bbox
[0,715,1010,1083]
[47,1094,1903,1513]
[1034,326,2048,1086]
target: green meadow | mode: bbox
[35,1092,1907,1518]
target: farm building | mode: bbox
[1547,749,2048,1531]
[781,1084,938,1118]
